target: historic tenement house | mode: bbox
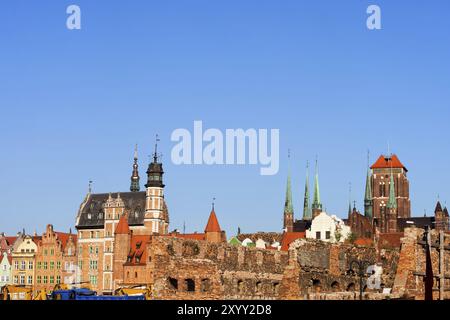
[34,225,77,292]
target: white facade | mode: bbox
[0,252,12,287]
[306,211,351,243]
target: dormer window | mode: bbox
[87,213,92,220]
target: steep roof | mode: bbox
[205,209,222,233]
[371,154,407,172]
[126,235,151,265]
[76,192,147,229]
[55,232,77,251]
[435,201,443,213]
[280,232,306,251]
[115,214,130,235]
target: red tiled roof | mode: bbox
[5,237,18,246]
[115,214,130,234]
[205,210,222,233]
[126,235,151,265]
[280,232,306,251]
[55,232,77,251]
[371,154,407,172]
[378,232,404,249]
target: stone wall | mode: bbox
[148,237,288,300]
[279,238,400,300]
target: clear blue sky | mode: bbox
[0,1,449,236]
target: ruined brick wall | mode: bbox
[279,239,399,300]
[393,228,450,300]
[147,237,288,300]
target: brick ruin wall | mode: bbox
[279,239,400,300]
[136,227,446,300]
[392,228,450,300]
[148,237,289,300]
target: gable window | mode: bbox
[316,232,321,240]
[326,231,331,240]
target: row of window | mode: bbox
[14,261,33,270]
[315,231,332,240]
[36,275,61,284]
[13,275,33,285]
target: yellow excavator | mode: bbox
[114,285,152,300]
[1,285,33,300]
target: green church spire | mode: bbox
[364,152,373,218]
[284,157,294,215]
[387,169,397,209]
[303,162,311,220]
[312,157,322,212]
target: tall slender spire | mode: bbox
[364,151,373,218]
[130,144,140,192]
[303,161,311,220]
[312,157,322,216]
[284,152,294,215]
[387,166,397,209]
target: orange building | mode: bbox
[34,225,77,292]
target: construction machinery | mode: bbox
[1,285,33,300]
[114,285,152,300]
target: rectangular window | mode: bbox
[326,231,331,240]
[43,262,48,270]
[90,275,97,286]
[95,247,99,254]
[57,261,61,270]
[50,249,54,256]
[20,275,25,285]
[89,246,93,254]
[44,249,48,256]
[21,261,26,270]
[78,261,83,270]
[37,276,41,284]
[50,261,54,270]
[28,261,33,270]
[14,261,19,270]
[56,275,61,284]
[50,276,54,284]
[316,231,321,240]
[43,276,48,284]
[13,276,18,284]
[27,275,32,285]
[37,262,41,269]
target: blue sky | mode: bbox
[0,1,449,236]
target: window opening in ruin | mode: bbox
[237,280,244,294]
[256,281,262,294]
[185,279,195,292]
[168,277,178,290]
[331,281,340,292]
[312,279,321,293]
[201,279,210,293]
[346,283,355,291]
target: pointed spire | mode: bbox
[115,212,130,235]
[205,205,222,233]
[312,156,322,212]
[303,161,311,220]
[364,151,373,218]
[130,144,141,192]
[435,201,443,213]
[387,168,397,209]
[284,152,294,215]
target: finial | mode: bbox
[183,221,186,234]
[134,144,138,160]
[88,180,93,193]
[154,134,160,162]
[353,200,357,210]
[387,141,391,157]
[212,197,216,211]
[367,150,370,168]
